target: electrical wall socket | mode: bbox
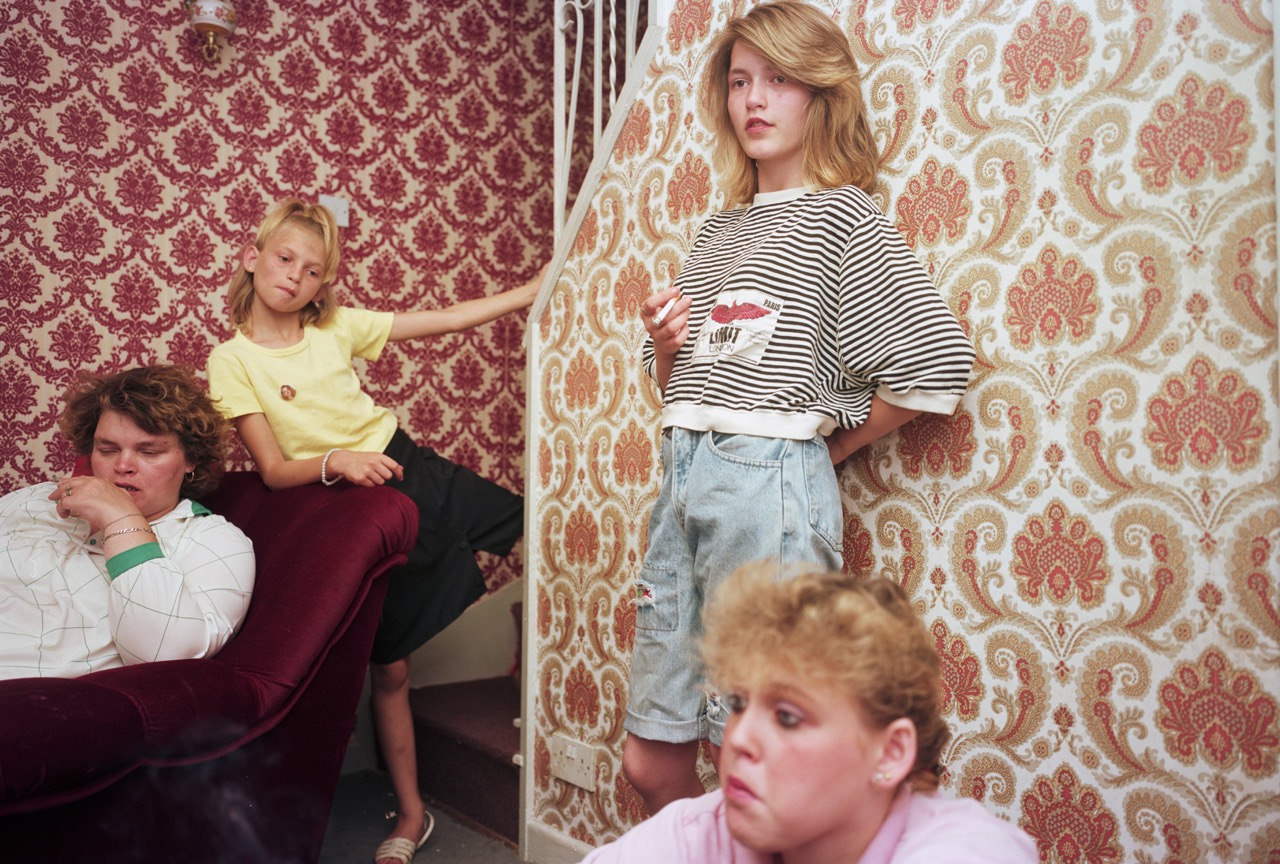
[549,733,598,791]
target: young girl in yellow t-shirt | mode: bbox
[207,197,542,864]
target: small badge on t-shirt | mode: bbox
[691,288,781,365]
[279,384,297,401]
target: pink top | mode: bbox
[579,786,1037,863]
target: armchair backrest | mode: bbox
[202,473,417,689]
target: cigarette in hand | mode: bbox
[652,296,678,327]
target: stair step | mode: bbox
[409,676,520,843]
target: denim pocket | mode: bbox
[805,437,843,553]
[633,565,679,632]
[707,431,787,466]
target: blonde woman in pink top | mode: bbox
[581,564,1036,864]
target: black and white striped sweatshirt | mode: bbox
[643,185,976,439]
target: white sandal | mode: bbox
[373,810,434,864]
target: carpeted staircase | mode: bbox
[408,675,522,844]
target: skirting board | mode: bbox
[524,821,594,864]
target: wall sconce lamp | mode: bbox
[184,0,237,63]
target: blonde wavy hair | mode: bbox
[702,563,949,791]
[700,0,879,205]
[226,197,342,331]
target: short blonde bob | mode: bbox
[702,563,949,791]
[700,0,879,205]
[226,197,342,331]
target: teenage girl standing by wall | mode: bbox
[206,198,541,864]
[624,0,977,815]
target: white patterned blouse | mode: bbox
[0,482,255,680]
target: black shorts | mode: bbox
[369,428,523,664]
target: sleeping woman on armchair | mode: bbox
[0,364,255,679]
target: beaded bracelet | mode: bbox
[320,448,341,486]
[104,526,156,540]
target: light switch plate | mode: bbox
[319,194,349,227]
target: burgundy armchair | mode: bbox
[0,472,416,864]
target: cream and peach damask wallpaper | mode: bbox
[528,0,1280,859]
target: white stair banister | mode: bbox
[552,0,663,242]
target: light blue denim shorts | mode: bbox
[623,427,843,746]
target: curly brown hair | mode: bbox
[702,563,950,791]
[58,365,230,500]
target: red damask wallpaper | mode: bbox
[2,0,551,593]
[528,0,1280,859]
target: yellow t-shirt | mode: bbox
[207,306,399,459]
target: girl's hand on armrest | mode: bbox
[235,413,400,489]
[328,450,404,486]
